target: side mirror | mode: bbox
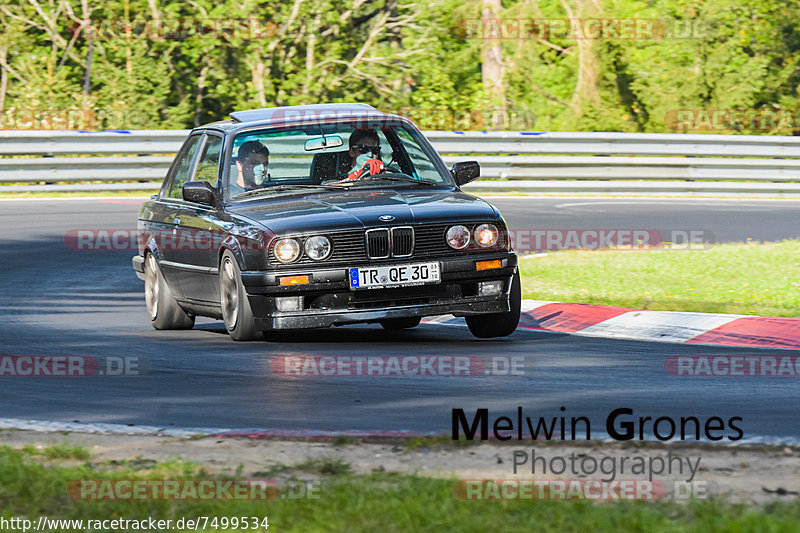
[451,161,480,187]
[182,181,217,206]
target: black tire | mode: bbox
[143,252,195,330]
[219,251,258,341]
[380,317,422,330]
[466,270,521,338]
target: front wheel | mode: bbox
[220,251,258,341]
[465,270,521,339]
[143,253,195,330]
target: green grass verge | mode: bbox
[20,441,90,461]
[518,240,800,317]
[2,446,800,532]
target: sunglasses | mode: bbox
[243,156,268,166]
[354,144,381,155]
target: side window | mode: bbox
[194,134,223,186]
[166,135,202,199]
[393,128,445,183]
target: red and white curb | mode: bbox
[426,301,800,350]
[519,301,800,349]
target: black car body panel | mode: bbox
[133,104,518,335]
[229,190,500,235]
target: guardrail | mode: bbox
[3,130,800,194]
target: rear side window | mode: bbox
[194,134,223,186]
[166,134,202,199]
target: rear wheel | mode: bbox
[380,317,422,330]
[466,270,521,338]
[144,253,195,330]
[220,251,258,341]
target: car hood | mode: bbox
[228,189,499,235]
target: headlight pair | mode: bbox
[274,235,332,263]
[445,223,499,250]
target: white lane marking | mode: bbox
[522,300,560,313]
[0,417,792,445]
[556,201,654,208]
[421,315,457,324]
[552,200,787,209]
[0,418,426,438]
[578,310,744,343]
[0,418,222,437]
[0,196,150,202]
[479,195,800,201]
[519,252,549,260]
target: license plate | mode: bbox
[349,262,440,290]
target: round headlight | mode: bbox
[274,238,300,263]
[304,235,332,261]
[475,223,499,247]
[446,225,471,250]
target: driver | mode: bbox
[229,140,270,196]
[342,128,384,181]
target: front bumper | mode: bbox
[240,253,517,330]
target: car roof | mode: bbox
[229,103,377,123]
[195,103,412,135]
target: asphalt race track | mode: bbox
[1,197,799,443]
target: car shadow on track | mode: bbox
[192,321,562,344]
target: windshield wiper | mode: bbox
[357,174,441,187]
[233,183,349,200]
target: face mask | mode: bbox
[355,153,376,168]
[252,163,268,185]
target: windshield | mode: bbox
[225,122,453,201]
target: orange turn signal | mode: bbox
[279,275,310,286]
[476,259,502,271]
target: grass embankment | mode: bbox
[518,240,800,318]
[2,445,800,532]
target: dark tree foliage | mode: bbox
[1,0,798,133]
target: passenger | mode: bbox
[230,140,270,196]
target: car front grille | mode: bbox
[365,228,390,259]
[365,227,414,259]
[392,227,414,257]
[271,223,505,266]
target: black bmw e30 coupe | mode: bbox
[132,103,520,341]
